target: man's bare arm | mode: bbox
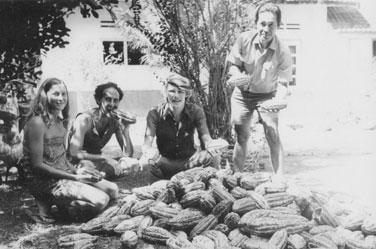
[115,123,134,157]
[69,114,106,161]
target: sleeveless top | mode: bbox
[23,116,73,179]
[68,108,121,157]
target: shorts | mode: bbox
[27,177,92,206]
[231,87,275,126]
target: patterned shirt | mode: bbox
[146,103,210,160]
[227,30,292,93]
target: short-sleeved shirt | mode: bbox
[227,30,292,93]
[146,102,210,160]
[68,108,121,157]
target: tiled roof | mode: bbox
[327,6,370,29]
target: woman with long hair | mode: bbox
[23,78,118,223]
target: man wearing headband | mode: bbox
[139,73,214,182]
[68,82,138,179]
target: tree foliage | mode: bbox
[0,0,118,88]
[120,0,256,139]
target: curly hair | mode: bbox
[94,82,124,105]
[255,2,282,27]
[27,78,70,128]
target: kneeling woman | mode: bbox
[23,78,118,222]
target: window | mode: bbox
[288,45,297,86]
[127,42,146,65]
[373,40,376,57]
[102,41,124,65]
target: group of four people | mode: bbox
[22,2,292,223]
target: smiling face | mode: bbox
[99,87,120,115]
[166,83,186,108]
[46,83,68,112]
[256,11,278,48]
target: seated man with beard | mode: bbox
[68,82,138,179]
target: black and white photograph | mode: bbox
[1,0,376,248]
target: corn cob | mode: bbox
[199,191,217,214]
[239,209,312,236]
[57,233,98,244]
[116,199,137,216]
[130,199,154,216]
[223,175,239,190]
[228,229,248,248]
[120,230,138,249]
[301,231,338,249]
[114,215,145,234]
[80,215,111,233]
[242,237,270,249]
[137,215,154,237]
[232,197,258,215]
[203,230,231,249]
[153,218,170,230]
[182,181,206,194]
[214,224,230,236]
[226,74,252,88]
[170,230,188,241]
[224,212,241,230]
[287,234,307,249]
[309,195,342,227]
[212,199,233,221]
[193,166,218,183]
[362,216,376,235]
[168,209,205,230]
[248,191,270,209]
[97,204,121,219]
[341,213,364,231]
[180,190,206,208]
[264,192,295,208]
[268,229,288,249]
[231,187,250,199]
[255,181,288,195]
[141,226,173,244]
[149,205,180,219]
[240,172,271,190]
[212,184,236,202]
[309,225,335,235]
[192,235,215,249]
[166,237,194,249]
[365,235,376,249]
[156,187,176,204]
[190,214,218,238]
[102,214,131,232]
[272,206,300,215]
[132,186,156,200]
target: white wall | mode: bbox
[41,7,162,93]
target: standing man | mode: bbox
[68,82,137,179]
[139,73,215,182]
[227,2,292,175]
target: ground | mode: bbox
[1,122,375,249]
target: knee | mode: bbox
[93,193,110,212]
[264,124,279,142]
[234,125,250,145]
[105,182,119,199]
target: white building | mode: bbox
[41,0,376,128]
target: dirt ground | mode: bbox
[1,124,375,249]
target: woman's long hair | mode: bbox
[26,78,70,128]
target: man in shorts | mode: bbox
[227,2,292,175]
